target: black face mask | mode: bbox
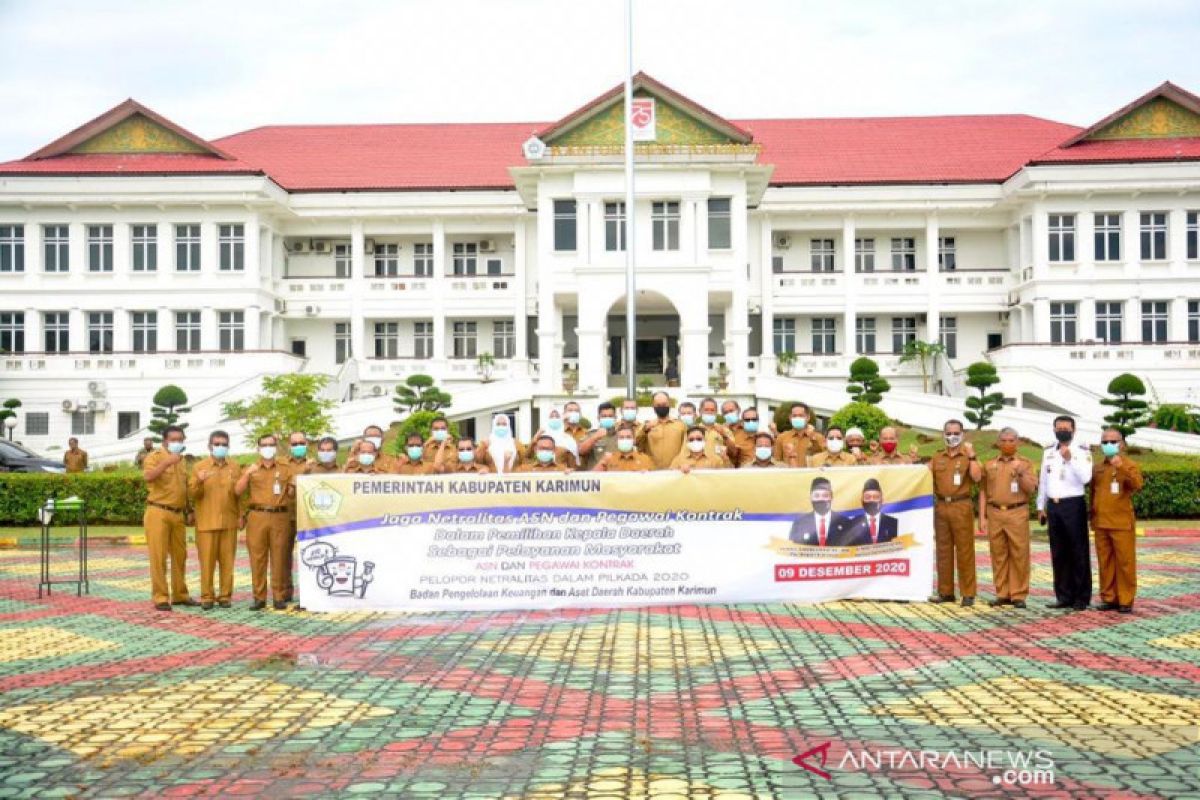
[811,500,831,515]
[653,406,670,419]
[863,502,881,516]
[1054,430,1073,444]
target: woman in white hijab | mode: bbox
[541,407,580,467]
[481,413,519,474]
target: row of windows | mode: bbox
[772,237,956,273]
[13,410,143,438]
[0,223,245,273]
[552,198,733,253]
[1048,300,1200,344]
[1047,211,1200,263]
[772,317,956,357]
[0,310,247,354]
[371,320,515,360]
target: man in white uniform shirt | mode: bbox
[1037,415,1093,611]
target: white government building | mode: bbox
[1,74,1199,459]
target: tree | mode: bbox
[1101,373,1151,438]
[240,374,336,446]
[829,402,891,443]
[846,357,891,404]
[899,340,945,394]
[963,362,1005,431]
[393,374,452,415]
[148,385,191,441]
[391,411,460,454]
[0,398,21,439]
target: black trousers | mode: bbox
[1046,495,1091,607]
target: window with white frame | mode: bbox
[87,225,113,272]
[175,311,200,352]
[452,321,477,358]
[484,258,501,276]
[1049,301,1077,344]
[118,412,140,439]
[334,322,352,364]
[334,244,351,278]
[493,320,515,358]
[553,200,577,251]
[71,410,95,436]
[652,201,680,251]
[1188,212,1198,260]
[452,242,477,276]
[1095,301,1123,343]
[87,311,113,353]
[772,318,795,354]
[373,243,399,276]
[1188,300,1199,343]
[131,311,157,353]
[856,317,876,354]
[939,317,958,358]
[218,224,244,271]
[1141,300,1168,343]
[811,317,836,354]
[604,202,626,252]
[1140,212,1168,261]
[708,197,731,249]
[373,322,399,359]
[0,312,24,353]
[131,224,157,272]
[1094,213,1121,262]
[0,225,24,273]
[414,321,433,359]
[43,312,69,353]
[810,239,835,272]
[890,237,916,270]
[218,310,244,352]
[1048,214,1075,262]
[43,225,69,273]
[891,317,917,352]
[25,412,49,436]
[937,237,956,271]
[413,242,433,276]
[175,224,201,271]
[854,238,875,272]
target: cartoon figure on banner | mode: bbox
[300,540,375,598]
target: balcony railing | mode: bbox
[988,341,1200,368]
[0,349,305,375]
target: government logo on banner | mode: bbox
[630,97,656,141]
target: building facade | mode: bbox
[1,75,1199,455]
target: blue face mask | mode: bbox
[290,444,308,459]
[548,418,563,431]
[432,429,448,442]
[536,450,555,464]
[317,450,337,464]
[406,446,423,461]
[680,414,695,427]
[167,442,185,454]
[743,420,759,433]
[458,450,475,463]
[791,417,807,430]
[617,439,634,453]
[622,410,637,422]
[211,445,229,459]
[493,426,510,438]
[724,412,740,425]
[1101,442,1120,458]
[599,417,615,430]
[755,446,773,462]
[701,413,717,426]
[359,453,376,467]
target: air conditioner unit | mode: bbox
[304,305,320,316]
[87,399,110,413]
[371,385,384,396]
[61,399,75,412]
[364,238,376,255]
[312,240,331,254]
[287,240,310,254]
[479,239,497,253]
[87,380,107,396]
[773,234,792,249]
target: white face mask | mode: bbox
[827,439,844,454]
[365,436,383,449]
[259,446,277,460]
[945,433,963,448]
[687,440,706,454]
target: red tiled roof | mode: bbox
[0,152,261,177]
[1031,137,1200,166]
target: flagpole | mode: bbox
[623,0,637,400]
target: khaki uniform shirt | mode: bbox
[134,448,154,468]
[598,450,655,472]
[809,450,859,468]
[143,449,188,509]
[583,429,619,470]
[982,455,1036,508]
[870,450,913,466]
[637,418,688,470]
[243,460,293,510]
[188,457,242,531]
[447,460,489,474]
[423,437,455,462]
[731,426,760,467]
[928,450,976,501]
[773,428,825,467]
[669,449,727,471]
[745,458,787,468]
[516,459,570,473]
[305,459,342,474]
[394,458,434,476]
[1090,457,1144,529]
[64,449,88,473]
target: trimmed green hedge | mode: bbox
[0,461,1197,524]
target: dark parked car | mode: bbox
[0,440,67,473]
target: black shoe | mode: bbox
[1046,601,1071,609]
[960,596,975,607]
[988,598,1011,607]
[172,598,200,607]
[1095,601,1119,611]
[1117,605,1133,614]
[272,600,288,611]
[218,600,232,609]
[154,602,172,612]
[928,594,956,604]
[251,600,266,611]
[201,602,214,611]
[1012,600,1027,609]
[1073,604,1088,611]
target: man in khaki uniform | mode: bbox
[773,403,825,466]
[745,432,800,468]
[64,438,88,473]
[810,427,859,468]
[188,430,242,610]
[345,440,384,474]
[235,434,293,610]
[671,427,728,472]
[637,391,687,470]
[618,398,643,441]
[696,397,739,466]
[517,435,572,473]
[278,430,311,604]
[869,426,919,465]
[979,427,1039,608]
[134,437,156,469]
[1090,428,1145,613]
[141,425,195,611]
[580,402,619,469]
[438,437,491,474]
[927,419,982,606]
[423,417,454,461]
[594,425,654,472]
[562,401,589,448]
[309,437,342,473]
[730,406,763,468]
[347,424,400,472]
[396,433,435,475]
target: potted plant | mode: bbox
[776,351,798,377]
[476,352,496,382]
[562,366,579,394]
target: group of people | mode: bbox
[137,396,1143,617]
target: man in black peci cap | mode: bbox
[788,477,853,546]
[843,478,899,546]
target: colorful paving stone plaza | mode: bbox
[0,536,1198,799]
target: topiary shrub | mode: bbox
[846,357,891,404]
[829,402,891,443]
[1101,373,1151,438]
[389,411,459,454]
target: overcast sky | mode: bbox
[1,0,1198,159]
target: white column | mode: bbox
[1122,210,1139,279]
[350,220,366,362]
[111,222,130,277]
[1169,208,1188,277]
[245,306,262,350]
[516,400,533,446]
[1032,298,1050,344]
[1078,210,1095,278]
[1031,206,1049,280]
[431,220,447,366]
[759,214,775,373]
[1079,298,1096,343]
[680,320,711,394]
[536,197,560,392]
[69,222,85,272]
[200,307,218,351]
[576,289,605,394]
[842,215,856,357]
[200,222,218,275]
[244,216,260,287]
[512,216,529,375]
[113,308,131,351]
[1170,297,1189,342]
[925,214,940,345]
[25,223,43,274]
[26,308,43,354]
[159,305,175,352]
[69,308,86,353]
[580,200,595,267]
[683,196,700,265]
